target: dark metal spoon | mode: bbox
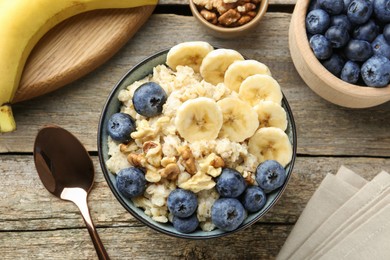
[33,125,109,260]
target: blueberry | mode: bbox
[211,198,246,231]
[310,34,333,60]
[167,189,198,218]
[308,0,322,11]
[325,26,350,48]
[330,15,352,32]
[343,0,353,13]
[322,53,346,76]
[107,112,136,143]
[306,9,331,34]
[116,167,146,198]
[372,34,390,59]
[373,0,390,22]
[255,160,287,193]
[353,20,379,42]
[361,55,390,87]
[132,82,167,118]
[172,214,199,233]
[319,0,344,14]
[347,0,373,24]
[384,24,390,43]
[242,186,267,213]
[341,61,361,84]
[216,168,247,198]
[344,39,374,61]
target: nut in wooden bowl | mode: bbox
[289,0,390,108]
[189,0,269,39]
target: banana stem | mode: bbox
[0,104,16,133]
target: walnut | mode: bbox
[218,9,241,26]
[177,146,197,175]
[127,153,146,167]
[210,156,225,168]
[119,142,138,153]
[200,9,218,24]
[161,157,177,167]
[160,163,180,181]
[143,141,158,153]
[237,15,253,25]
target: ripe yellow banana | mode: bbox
[0,0,157,133]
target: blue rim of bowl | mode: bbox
[97,48,297,239]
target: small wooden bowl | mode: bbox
[189,0,269,39]
[289,0,390,108]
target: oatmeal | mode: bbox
[106,41,293,233]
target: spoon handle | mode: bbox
[70,191,110,260]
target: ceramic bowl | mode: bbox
[289,0,390,108]
[189,0,269,39]
[97,48,297,239]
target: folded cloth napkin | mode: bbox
[276,166,363,260]
[291,171,390,260]
[277,166,390,260]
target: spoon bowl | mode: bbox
[34,125,109,260]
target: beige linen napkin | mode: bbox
[319,203,390,260]
[310,191,390,259]
[289,171,390,260]
[276,169,361,260]
[335,165,368,189]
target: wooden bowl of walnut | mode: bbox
[289,0,390,108]
[189,0,269,39]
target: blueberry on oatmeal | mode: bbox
[242,186,267,213]
[167,189,198,218]
[211,198,246,231]
[132,82,167,118]
[107,112,136,143]
[255,160,287,193]
[216,168,247,198]
[172,214,199,233]
[116,167,146,198]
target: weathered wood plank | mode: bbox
[1,155,388,231]
[0,224,291,260]
[1,14,389,157]
[159,0,296,5]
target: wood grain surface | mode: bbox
[1,4,390,260]
[14,6,155,103]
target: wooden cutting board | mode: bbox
[13,5,156,103]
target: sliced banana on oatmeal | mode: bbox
[217,97,259,142]
[248,127,292,167]
[166,41,214,73]
[238,74,283,106]
[224,60,272,93]
[175,97,223,143]
[253,101,288,131]
[200,48,244,85]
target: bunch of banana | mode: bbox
[0,0,157,133]
[167,41,292,167]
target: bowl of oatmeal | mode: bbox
[98,41,297,239]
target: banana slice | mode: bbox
[253,101,288,131]
[166,41,214,73]
[217,97,259,142]
[224,60,272,93]
[239,74,283,106]
[200,49,244,85]
[248,127,292,167]
[175,97,223,143]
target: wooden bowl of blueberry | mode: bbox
[289,0,390,108]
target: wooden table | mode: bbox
[1,1,390,259]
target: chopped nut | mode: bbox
[244,172,255,185]
[237,15,253,25]
[143,141,158,153]
[247,11,257,18]
[127,153,146,167]
[218,9,241,26]
[200,9,218,24]
[238,2,256,12]
[210,156,225,168]
[161,157,177,167]
[178,171,216,193]
[177,146,197,175]
[160,163,180,181]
